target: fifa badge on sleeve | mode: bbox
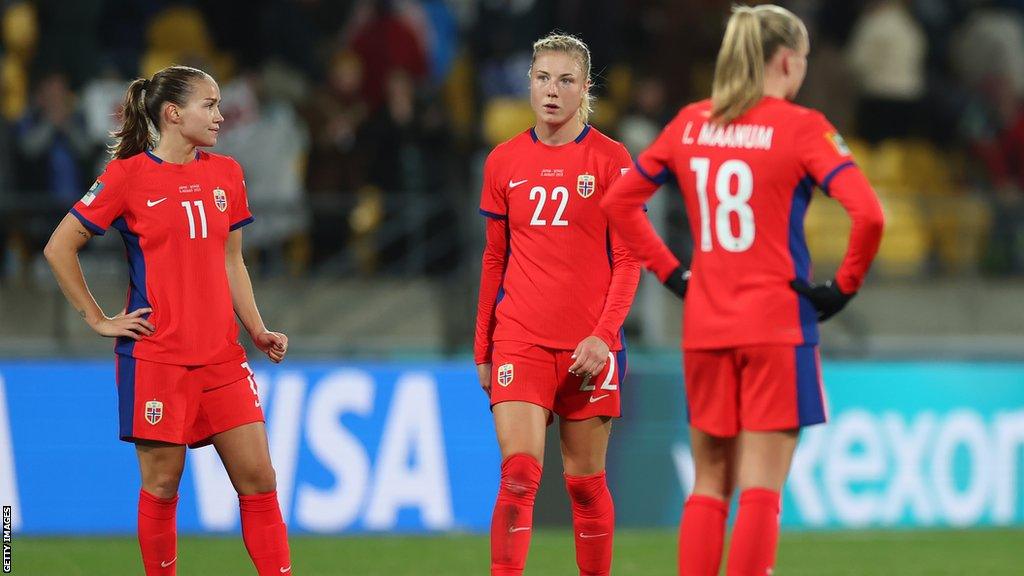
[825,132,851,156]
[577,173,595,198]
[497,363,514,387]
[144,400,164,425]
[213,188,228,212]
[81,180,104,206]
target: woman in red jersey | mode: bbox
[602,6,885,576]
[44,66,292,576]
[474,33,641,576]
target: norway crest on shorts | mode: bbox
[213,188,228,212]
[577,173,595,198]
[144,400,163,425]
[497,363,514,387]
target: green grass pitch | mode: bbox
[13,528,1023,575]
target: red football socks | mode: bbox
[239,491,292,575]
[490,453,543,576]
[138,489,179,575]
[726,488,781,576]
[565,471,615,576]
[678,493,728,576]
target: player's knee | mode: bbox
[143,472,183,499]
[693,464,735,501]
[499,453,543,500]
[564,471,607,507]
[235,464,277,495]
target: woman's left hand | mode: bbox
[254,330,288,363]
[568,336,609,379]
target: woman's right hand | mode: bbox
[90,307,155,340]
[477,363,492,397]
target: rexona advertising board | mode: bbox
[2,360,1022,533]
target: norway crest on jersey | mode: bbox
[144,400,163,425]
[497,363,514,387]
[213,188,228,212]
[577,173,595,198]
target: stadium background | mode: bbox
[1,0,1023,574]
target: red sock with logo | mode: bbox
[138,489,179,575]
[239,491,292,576]
[726,488,781,576]
[565,471,615,576]
[678,494,728,576]
[490,453,543,576]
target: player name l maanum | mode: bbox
[682,121,774,150]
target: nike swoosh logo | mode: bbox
[579,532,609,539]
[160,557,177,567]
[509,526,531,533]
[589,394,610,403]
[509,179,528,188]
[280,567,292,573]
[147,198,167,207]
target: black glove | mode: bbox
[790,278,854,322]
[663,267,690,300]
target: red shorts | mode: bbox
[115,354,265,447]
[489,340,625,420]
[683,344,827,437]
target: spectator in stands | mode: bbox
[359,70,428,269]
[962,74,1024,273]
[15,71,97,204]
[216,61,311,276]
[304,48,370,266]
[951,3,1024,101]
[346,0,428,110]
[617,75,671,156]
[79,62,127,175]
[846,0,928,143]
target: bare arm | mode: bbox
[43,214,153,339]
[226,229,287,363]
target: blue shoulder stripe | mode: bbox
[479,209,508,220]
[634,160,670,185]
[820,161,856,195]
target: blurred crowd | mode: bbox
[2,0,1024,281]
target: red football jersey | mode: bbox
[603,97,883,349]
[476,126,638,354]
[71,150,253,365]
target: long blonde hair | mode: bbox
[710,4,807,125]
[529,32,593,124]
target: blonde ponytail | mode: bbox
[711,4,807,125]
[529,32,594,124]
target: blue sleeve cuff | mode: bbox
[229,216,255,231]
[479,209,507,220]
[70,208,106,236]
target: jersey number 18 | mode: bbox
[690,158,755,252]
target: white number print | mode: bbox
[181,200,208,239]
[528,186,570,227]
[690,157,755,252]
[579,352,618,392]
[240,361,261,407]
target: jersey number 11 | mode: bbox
[181,200,208,239]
